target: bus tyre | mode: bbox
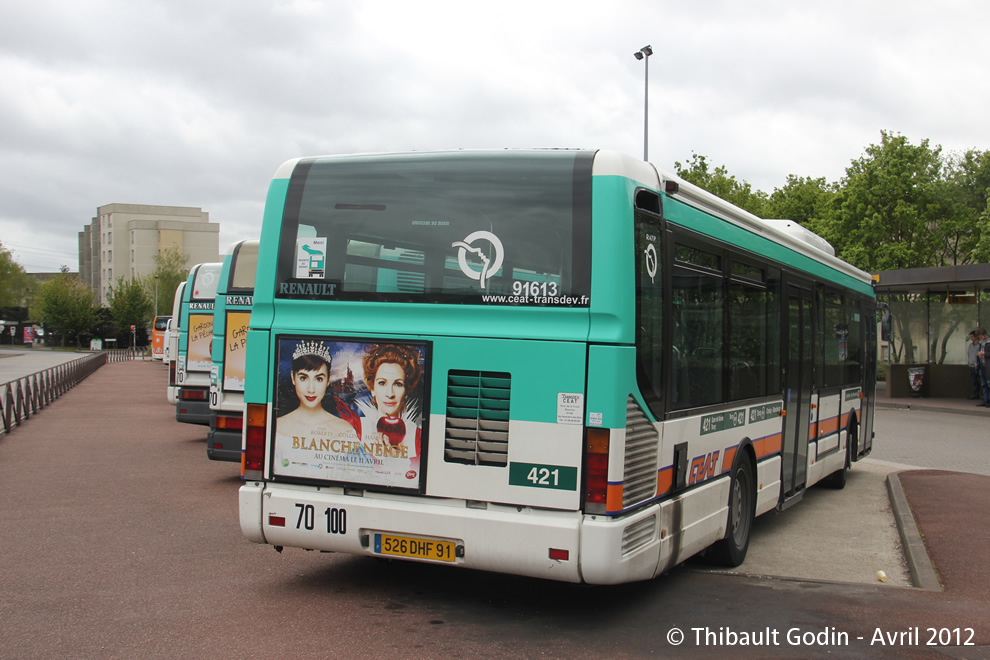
[824,422,856,490]
[707,456,756,567]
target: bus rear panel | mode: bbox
[208,240,258,461]
[239,150,875,585]
[176,262,222,426]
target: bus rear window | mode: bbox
[192,263,222,301]
[275,151,592,306]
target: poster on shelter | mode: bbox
[271,336,428,492]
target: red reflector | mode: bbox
[217,415,243,430]
[180,388,207,401]
[269,515,286,527]
[243,403,268,478]
[213,443,223,449]
[549,548,569,561]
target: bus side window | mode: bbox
[671,241,723,410]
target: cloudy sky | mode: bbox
[2,0,989,272]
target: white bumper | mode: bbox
[239,482,666,584]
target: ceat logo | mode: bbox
[451,231,504,289]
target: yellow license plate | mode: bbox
[374,533,456,563]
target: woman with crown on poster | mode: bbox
[275,340,359,444]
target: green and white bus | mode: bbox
[238,150,875,584]
[208,240,258,461]
[175,262,222,426]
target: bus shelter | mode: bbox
[874,263,990,398]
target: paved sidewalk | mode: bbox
[877,393,990,418]
[895,470,990,598]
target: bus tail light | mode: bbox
[169,361,176,386]
[216,414,243,431]
[180,388,207,401]
[243,403,267,480]
[584,428,610,514]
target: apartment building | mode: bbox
[78,204,220,304]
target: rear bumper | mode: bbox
[176,392,210,425]
[207,415,242,462]
[239,482,666,584]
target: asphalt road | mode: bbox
[1,360,987,659]
[868,407,990,476]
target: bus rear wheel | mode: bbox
[824,420,856,490]
[707,456,755,567]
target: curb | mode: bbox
[876,400,990,419]
[886,472,942,592]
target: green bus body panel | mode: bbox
[585,344,641,428]
[176,268,197,356]
[249,177,290,331]
[266,299,589,343]
[663,195,874,297]
[244,329,270,402]
[209,252,236,365]
[428,335,587,423]
[588,176,636,345]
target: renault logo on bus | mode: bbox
[452,231,504,289]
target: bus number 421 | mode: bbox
[527,467,560,487]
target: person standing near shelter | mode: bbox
[977,328,990,407]
[968,330,982,399]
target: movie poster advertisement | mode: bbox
[271,337,428,491]
[187,313,214,371]
[223,311,251,391]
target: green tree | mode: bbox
[765,175,838,228]
[35,270,96,347]
[944,148,990,264]
[146,246,190,318]
[821,131,947,272]
[0,240,32,308]
[673,153,769,217]
[107,276,153,339]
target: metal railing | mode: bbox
[106,348,142,363]
[1,353,110,436]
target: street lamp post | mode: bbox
[154,274,159,318]
[633,45,653,161]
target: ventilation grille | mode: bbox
[622,515,658,555]
[623,396,660,507]
[444,370,511,466]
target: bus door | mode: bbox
[780,284,814,505]
[859,299,877,456]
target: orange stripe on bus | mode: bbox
[606,483,624,513]
[657,467,672,497]
[817,416,839,436]
[721,446,738,473]
[755,433,782,457]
